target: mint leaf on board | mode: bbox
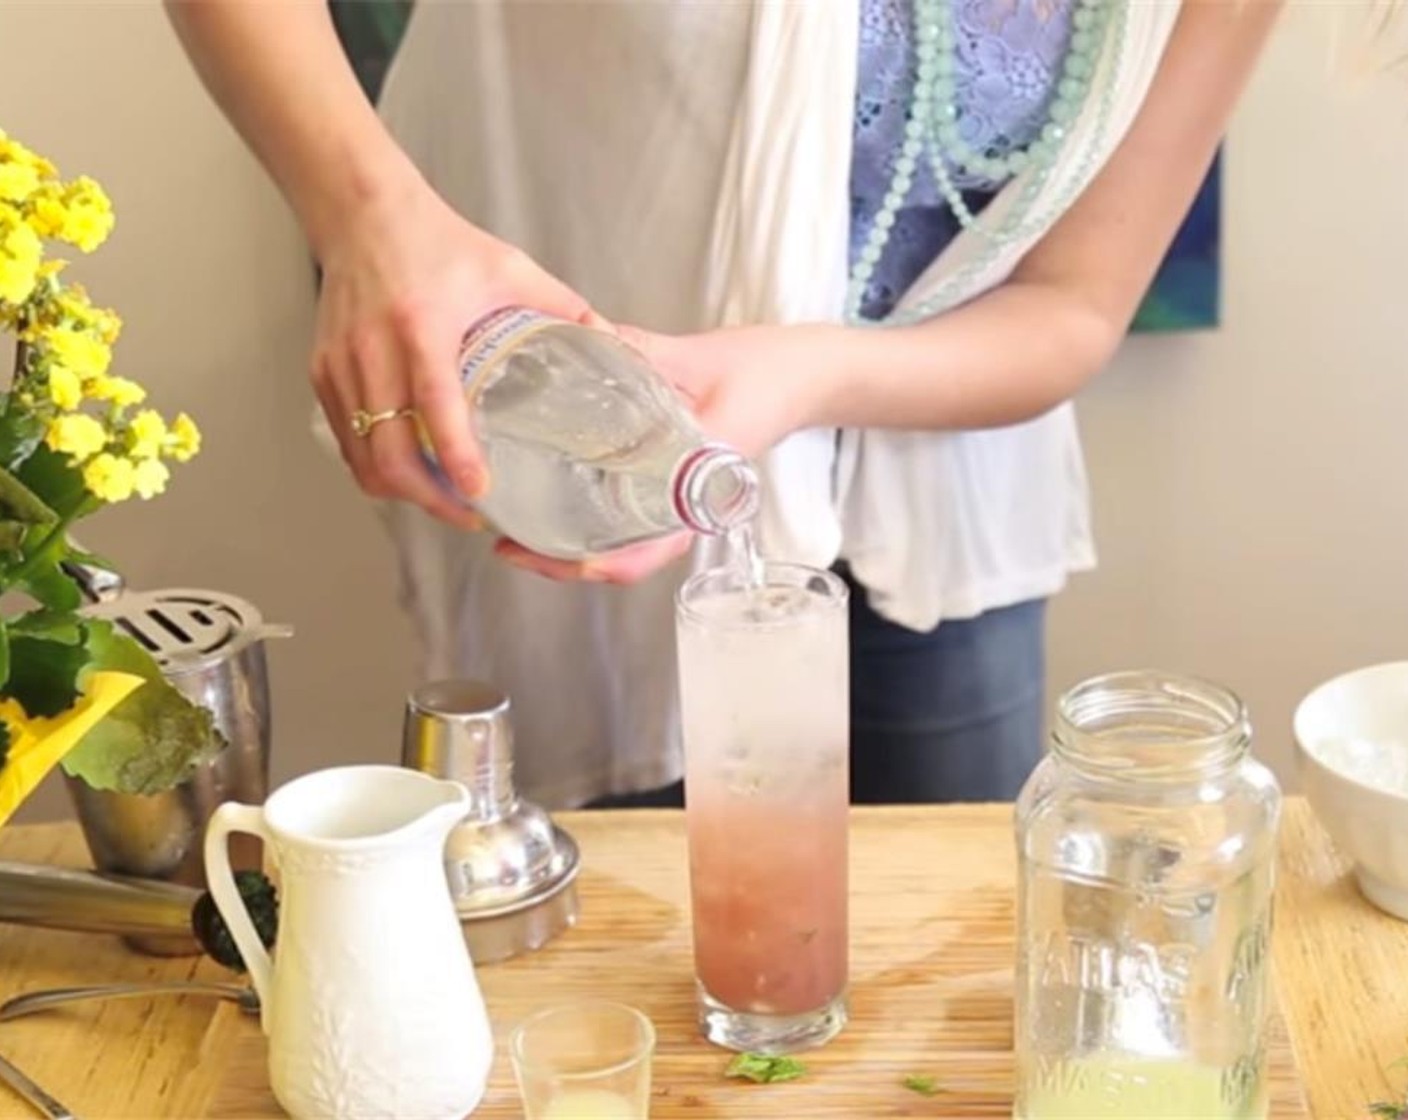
[60,620,225,795]
[4,635,88,718]
[903,1074,941,1097]
[724,1053,807,1084]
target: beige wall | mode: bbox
[0,3,1402,820]
[1,1,416,821]
[1049,15,1408,774]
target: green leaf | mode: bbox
[0,465,58,525]
[724,1054,807,1085]
[0,519,28,554]
[64,545,120,575]
[903,1075,942,1097]
[0,410,45,472]
[8,610,86,646]
[19,562,81,612]
[0,618,8,692]
[60,620,225,795]
[5,634,89,718]
[15,445,94,522]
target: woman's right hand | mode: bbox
[310,178,595,527]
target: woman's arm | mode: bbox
[164,0,417,259]
[165,1,592,522]
[805,0,1284,432]
[512,1,1283,585]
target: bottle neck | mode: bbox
[672,444,761,535]
[1052,671,1250,784]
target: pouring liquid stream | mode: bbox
[724,522,766,594]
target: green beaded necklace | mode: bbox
[846,0,1127,326]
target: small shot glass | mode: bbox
[510,1001,656,1120]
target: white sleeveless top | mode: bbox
[357,1,1181,806]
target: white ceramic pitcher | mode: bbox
[204,765,492,1119]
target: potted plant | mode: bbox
[0,127,218,824]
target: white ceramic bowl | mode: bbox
[1293,661,1408,921]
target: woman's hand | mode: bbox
[620,324,841,460]
[163,0,599,526]
[312,181,596,527]
[494,322,847,584]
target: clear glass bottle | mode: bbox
[433,308,760,560]
[1013,671,1282,1120]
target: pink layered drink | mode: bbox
[688,790,847,1016]
[676,563,849,1053]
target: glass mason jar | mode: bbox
[1013,671,1282,1120]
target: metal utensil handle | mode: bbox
[0,861,197,940]
[0,1050,77,1120]
[0,982,255,1022]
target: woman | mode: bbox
[166,0,1280,808]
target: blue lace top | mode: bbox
[851,0,1075,319]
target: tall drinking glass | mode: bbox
[676,561,849,1054]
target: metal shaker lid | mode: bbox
[401,681,580,951]
[403,681,515,821]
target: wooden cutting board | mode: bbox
[207,806,1307,1118]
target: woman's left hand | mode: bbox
[494,322,845,584]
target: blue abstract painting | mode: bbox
[1131,152,1222,333]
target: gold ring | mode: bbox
[350,407,415,438]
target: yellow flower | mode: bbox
[22,177,114,251]
[25,191,67,240]
[0,204,42,305]
[55,177,114,252]
[132,457,169,499]
[55,284,121,344]
[92,309,121,345]
[45,413,107,461]
[87,375,144,407]
[48,365,82,410]
[166,412,202,462]
[0,161,40,204]
[54,283,93,324]
[127,409,166,459]
[43,326,111,379]
[81,452,136,502]
[0,131,56,179]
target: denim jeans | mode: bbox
[845,571,1045,804]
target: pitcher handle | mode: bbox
[203,803,274,1030]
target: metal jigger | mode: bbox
[401,680,580,963]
